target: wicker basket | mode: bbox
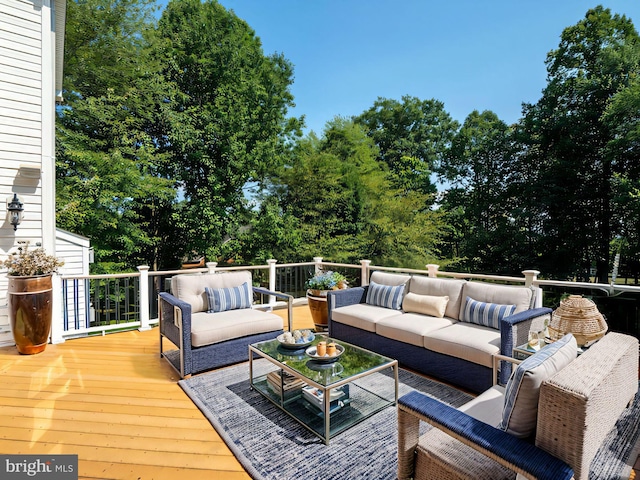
[548,295,608,347]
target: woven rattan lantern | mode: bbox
[548,295,608,347]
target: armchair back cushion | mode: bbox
[461,282,532,318]
[171,271,253,314]
[500,334,577,438]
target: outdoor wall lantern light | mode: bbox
[7,193,24,231]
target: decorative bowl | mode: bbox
[277,331,315,349]
[305,343,345,363]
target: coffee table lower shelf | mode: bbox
[251,374,396,444]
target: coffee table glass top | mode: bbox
[251,335,394,387]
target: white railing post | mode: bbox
[50,272,65,344]
[138,265,151,331]
[361,259,371,286]
[523,269,543,308]
[267,259,277,307]
[206,262,218,273]
[426,264,440,278]
[313,257,323,274]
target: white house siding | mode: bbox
[55,229,90,338]
[0,0,57,347]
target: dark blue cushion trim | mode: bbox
[399,391,574,480]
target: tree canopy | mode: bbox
[55,2,640,282]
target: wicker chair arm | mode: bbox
[327,286,367,310]
[499,307,552,384]
[252,287,293,331]
[398,391,574,480]
[159,291,191,315]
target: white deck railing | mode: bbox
[52,258,640,342]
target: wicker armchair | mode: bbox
[398,332,639,480]
[159,270,292,378]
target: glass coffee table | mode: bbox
[249,335,398,445]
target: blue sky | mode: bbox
[207,0,640,135]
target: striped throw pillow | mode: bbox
[461,296,516,329]
[205,282,253,313]
[365,280,405,310]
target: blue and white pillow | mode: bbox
[205,282,253,313]
[461,296,516,329]
[500,334,577,438]
[365,280,405,310]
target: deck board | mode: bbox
[0,305,314,479]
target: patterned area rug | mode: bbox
[589,382,640,480]
[179,359,472,480]
[179,360,640,480]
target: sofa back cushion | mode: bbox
[460,297,516,329]
[499,334,577,439]
[408,276,466,319]
[205,282,253,313]
[171,271,253,313]
[461,282,532,318]
[366,280,405,310]
[369,271,411,287]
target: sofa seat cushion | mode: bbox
[331,304,400,332]
[423,323,501,368]
[190,309,282,347]
[376,313,457,347]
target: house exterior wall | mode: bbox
[55,229,91,340]
[0,0,59,346]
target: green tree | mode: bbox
[439,110,527,273]
[154,0,301,265]
[258,118,445,267]
[355,95,458,195]
[57,0,176,272]
[520,6,640,281]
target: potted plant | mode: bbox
[3,242,64,354]
[305,270,348,331]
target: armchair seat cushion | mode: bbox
[423,323,501,368]
[376,313,456,347]
[330,303,401,332]
[191,309,283,347]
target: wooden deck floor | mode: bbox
[2,306,638,479]
[0,305,315,480]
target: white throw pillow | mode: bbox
[500,334,577,438]
[402,292,449,318]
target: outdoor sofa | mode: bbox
[327,271,551,393]
[397,331,639,480]
[159,270,292,378]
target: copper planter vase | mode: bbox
[8,275,53,354]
